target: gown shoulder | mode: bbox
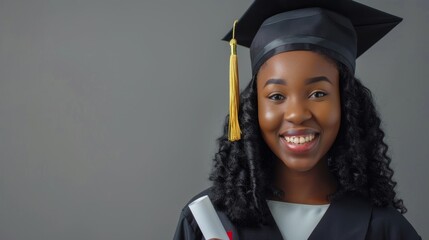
[366,205,421,240]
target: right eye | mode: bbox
[268,93,285,101]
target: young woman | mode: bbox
[174,1,421,239]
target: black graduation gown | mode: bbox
[173,188,421,240]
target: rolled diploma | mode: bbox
[188,195,229,240]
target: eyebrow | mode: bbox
[263,76,333,88]
[305,76,333,85]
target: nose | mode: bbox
[284,99,312,124]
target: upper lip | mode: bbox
[280,128,319,137]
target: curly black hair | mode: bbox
[209,53,406,226]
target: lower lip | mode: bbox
[280,135,319,154]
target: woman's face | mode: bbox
[257,51,341,173]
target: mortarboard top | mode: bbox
[222,0,402,75]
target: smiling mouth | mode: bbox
[283,134,316,144]
[280,133,319,153]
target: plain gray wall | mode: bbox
[0,0,427,239]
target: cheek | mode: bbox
[258,100,283,133]
[317,100,341,136]
[326,106,341,127]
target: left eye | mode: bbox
[309,91,327,98]
[268,93,285,101]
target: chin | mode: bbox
[277,155,325,173]
[283,161,318,172]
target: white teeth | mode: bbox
[284,134,316,144]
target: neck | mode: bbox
[274,158,337,204]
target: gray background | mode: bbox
[0,0,427,239]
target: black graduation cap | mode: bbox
[222,0,402,75]
[223,0,402,142]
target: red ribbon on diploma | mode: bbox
[227,230,233,240]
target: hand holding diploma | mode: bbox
[188,195,230,240]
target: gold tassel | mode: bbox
[228,20,241,141]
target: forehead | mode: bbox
[257,51,339,84]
